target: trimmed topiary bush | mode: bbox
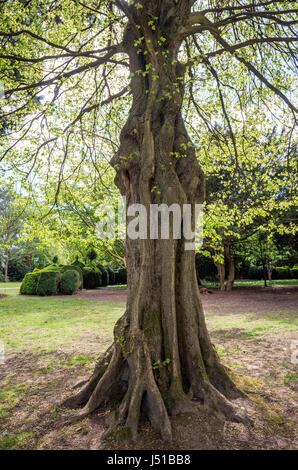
[20,272,40,295]
[114,271,120,284]
[72,256,85,270]
[106,266,115,285]
[60,270,80,295]
[61,265,83,289]
[83,268,99,289]
[247,266,263,280]
[118,268,127,284]
[97,263,109,287]
[36,271,60,296]
[86,248,98,262]
[96,267,102,287]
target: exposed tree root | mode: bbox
[62,332,252,441]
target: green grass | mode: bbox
[0,382,38,419]
[205,279,297,287]
[0,431,34,450]
[206,311,297,338]
[0,295,124,353]
[283,372,298,383]
[0,282,22,288]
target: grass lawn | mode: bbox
[0,282,22,296]
[0,286,297,450]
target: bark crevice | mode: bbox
[62,4,251,440]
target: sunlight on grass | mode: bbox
[0,295,125,353]
[206,312,297,337]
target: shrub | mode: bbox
[114,271,120,284]
[60,270,80,295]
[118,268,127,284]
[195,253,217,282]
[8,258,31,281]
[106,266,115,285]
[52,255,59,264]
[247,266,263,280]
[20,272,40,295]
[97,264,109,286]
[36,271,60,296]
[272,266,291,280]
[290,265,298,279]
[61,265,83,288]
[83,268,99,289]
[86,249,98,262]
[96,268,102,287]
[71,256,85,270]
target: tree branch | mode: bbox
[210,32,298,115]
[5,45,125,97]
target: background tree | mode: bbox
[0,187,28,281]
[199,123,297,290]
[0,0,297,440]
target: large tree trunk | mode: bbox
[63,3,247,440]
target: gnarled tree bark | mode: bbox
[63,1,248,441]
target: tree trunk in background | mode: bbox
[4,248,9,283]
[267,263,272,282]
[262,264,267,287]
[225,244,235,291]
[216,261,225,291]
[64,2,247,440]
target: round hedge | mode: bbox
[60,270,80,295]
[83,267,100,289]
[20,272,41,295]
[36,271,60,296]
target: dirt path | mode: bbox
[68,285,298,313]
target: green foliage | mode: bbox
[61,265,83,289]
[52,255,59,264]
[290,266,298,279]
[272,267,291,280]
[195,253,217,282]
[20,272,40,295]
[71,257,85,270]
[36,271,60,296]
[60,270,80,295]
[7,257,31,282]
[248,266,263,280]
[83,267,99,289]
[86,249,98,262]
